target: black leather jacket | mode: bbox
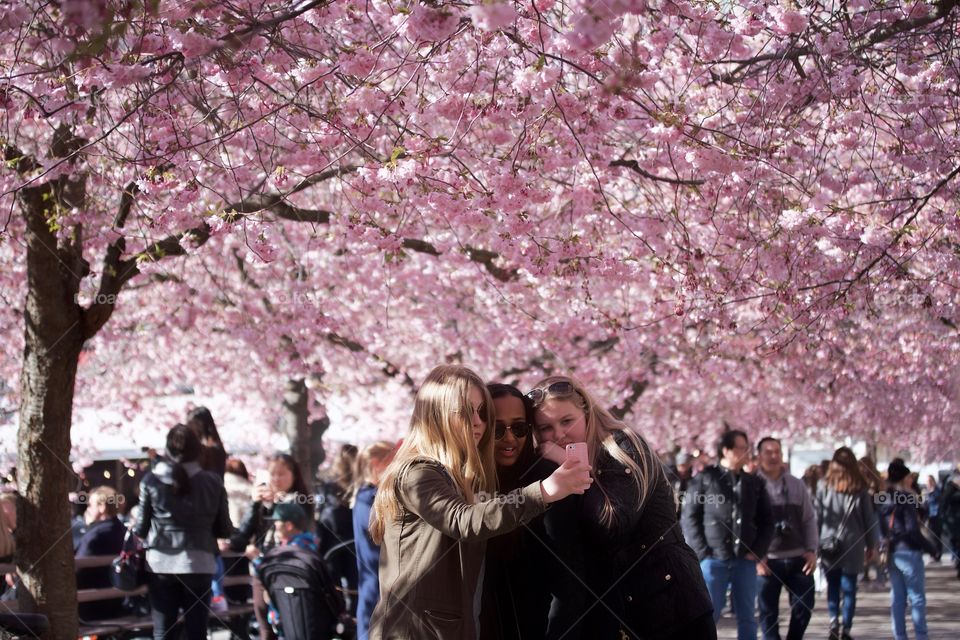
[135,460,232,553]
[681,465,775,561]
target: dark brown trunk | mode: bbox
[14,126,89,639]
[281,378,312,482]
[280,378,330,486]
[15,186,86,639]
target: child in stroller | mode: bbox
[255,503,354,639]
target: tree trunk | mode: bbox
[281,378,313,483]
[280,378,331,488]
[15,184,87,638]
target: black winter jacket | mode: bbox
[680,466,775,561]
[579,431,714,640]
[135,461,232,554]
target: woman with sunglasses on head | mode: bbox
[480,384,587,640]
[369,366,593,640]
[530,376,716,640]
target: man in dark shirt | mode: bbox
[75,486,127,621]
[681,429,775,640]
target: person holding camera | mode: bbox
[755,438,818,640]
[681,429,774,640]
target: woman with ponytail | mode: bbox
[135,424,232,639]
[368,365,592,640]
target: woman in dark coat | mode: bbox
[136,425,232,640]
[481,384,585,640]
[530,376,716,640]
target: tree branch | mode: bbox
[610,159,705,186]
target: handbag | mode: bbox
[818,492,855,563]
[110,528,147,591]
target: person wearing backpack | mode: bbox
[878,460,939,640]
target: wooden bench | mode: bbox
[1,554,255,639]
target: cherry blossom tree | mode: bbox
[1,0,958,635]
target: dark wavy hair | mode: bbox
[186,406,224,447]
[487,383,538,492]
[716,428,748,460]
[166,424,202,497]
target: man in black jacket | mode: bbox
[681,429,775,640]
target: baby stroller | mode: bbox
[257,544,355,639]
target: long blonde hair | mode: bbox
[530,375,661,526]
[350,440,396,507]
[370,365,496,543]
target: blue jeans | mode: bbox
[824,568,857,631]
[757,556,814,640]
[211,554,225,598]
[890,549,928,640]
[701,557,758,640]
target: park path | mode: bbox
[718,560,959,639]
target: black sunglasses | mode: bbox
[526,381,576,405]
[495,421,532,440]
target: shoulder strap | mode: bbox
[835,492,857,537]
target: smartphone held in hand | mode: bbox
[565,442,589,466]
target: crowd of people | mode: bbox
[669,434,956,640]
[1,366,959,640]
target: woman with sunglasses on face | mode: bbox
[530,376,716,640]
[369,366,593,640]
[480,384,587,640]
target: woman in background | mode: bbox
[136,425,232,640]
[186,406,228,479]
[226,453,312,640]
[352,440,397,640]
[816,447,880,640]
[316,444,359,615]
